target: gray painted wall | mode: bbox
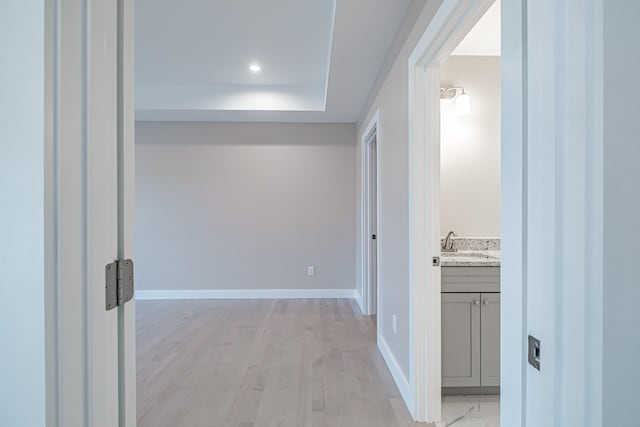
[440,56,501,237]
[136,122,357,292]
[603,1,640,425]
[0,1,46,425]
[357,0,443,378]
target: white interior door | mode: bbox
[520,0,603,425]
[524,0,557,423]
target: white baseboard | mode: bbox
[136,288,357,300]
[354,290,364,314]
[378,334,414,416]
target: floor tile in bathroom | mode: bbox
[436,395,500,427]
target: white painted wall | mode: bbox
[357,0,443,378]
[136,122,356,294]
[440,55,500,237]
[603,1,640,424]
[0,1,46,426]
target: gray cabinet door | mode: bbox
[480,293,501,387]
[442,293,481,387]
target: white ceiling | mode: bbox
[135,0,412,122]
[451,0,501,56]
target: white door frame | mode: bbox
[117,0,137,424]
[360,111,381,318]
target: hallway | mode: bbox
[136,299,430,427]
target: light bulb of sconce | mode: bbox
[455,92,471,115]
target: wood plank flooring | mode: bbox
[137,299,431,427]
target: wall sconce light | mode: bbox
[440,87,471,115]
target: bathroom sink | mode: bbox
[440,250,501,266]
[441,251,496,259]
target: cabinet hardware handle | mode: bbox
[484,300,490,306]
[473,300,480,306]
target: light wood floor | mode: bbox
[137,299,431,427]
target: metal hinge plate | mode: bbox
[105,259,134,311]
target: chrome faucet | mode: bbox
[443,231,457,252]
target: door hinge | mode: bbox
[105,259,135,311]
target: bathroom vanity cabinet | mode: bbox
[441,266,500,392]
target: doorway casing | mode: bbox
[359,110,381,320]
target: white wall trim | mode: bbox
[354,289,364,313]
[378,334,413,411]
[136,289,357,301]
[407,0,496,422]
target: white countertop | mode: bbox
[441,250,501,267]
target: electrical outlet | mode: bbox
[307,266,315,276]
[392,315,397,334]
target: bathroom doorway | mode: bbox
[406,0,508,423]
[438,3,502,424]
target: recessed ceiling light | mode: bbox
[249,63,261,73]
